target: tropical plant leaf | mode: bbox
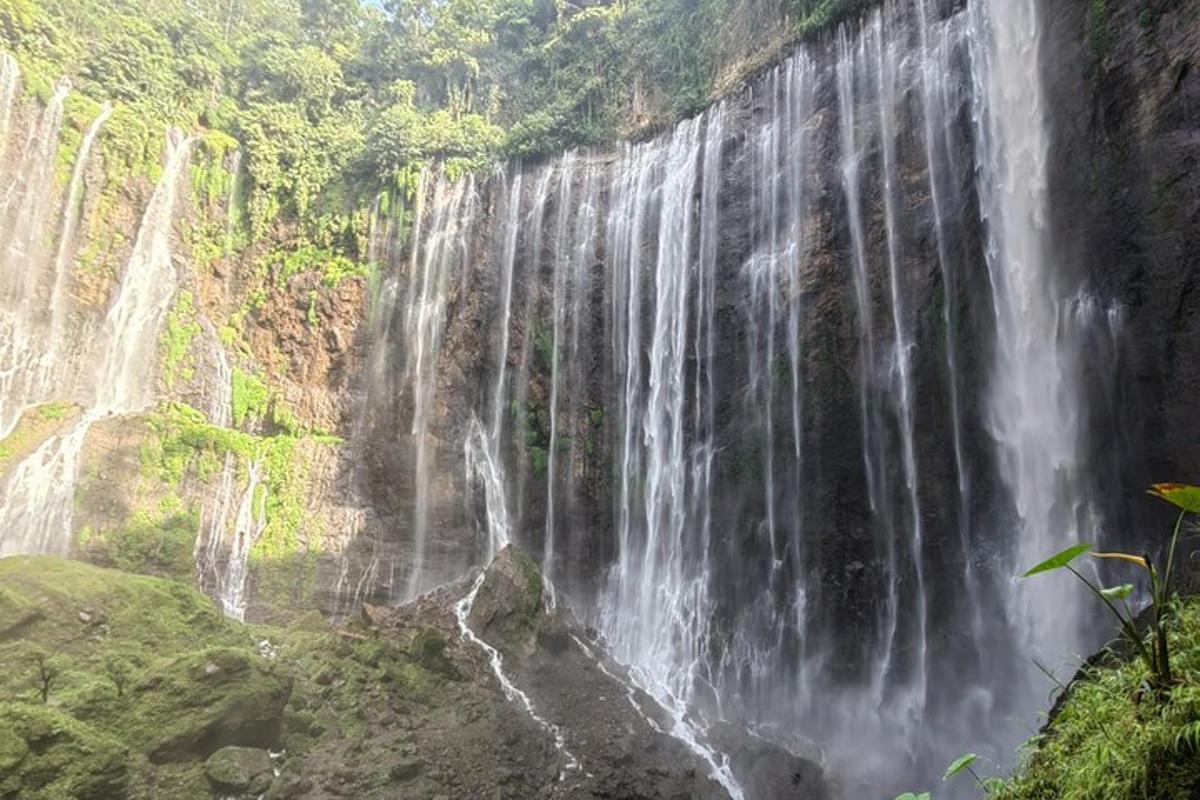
[893,794,931,800]
[1099,583,1134,600]
[1148,483,1200,513]
[1022,544,1092,578]
[1092,552,1150,571]
[944,753,978,780]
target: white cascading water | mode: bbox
[0,75,71,437]
[0,52,19,156]
[969,0,1096,668]
[194,316,241,608]
[402,172,480,597]
[482,169,523,563]
[542,153,602,591]
[219,458,267,621]
[49,102,113,349]
[601,113,744,799]
[0,129,193,557]
[542,153,575,586]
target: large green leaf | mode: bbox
[1148,483,1200,513]
[894,794,931,800]
[1099,583,1135,600]
[943,753,977,780]
[1022,544,1093,578]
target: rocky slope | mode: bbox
[0,550,828,799]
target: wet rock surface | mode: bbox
[352,546,834,799]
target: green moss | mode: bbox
[534,325,556,374]
[0,402,79,472]
[138,404,332,576]
[37,402,73,422]
[85,509,199,582]
[161,291,202,390]
[1090,0,1111,59]
[0,703,132,799]
[514,548,544,614]
[0,556,453,796]
[232,368,271,428]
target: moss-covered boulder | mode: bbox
[467,545,545,649]
[126,647,291,763]
[0,703,130,799]
[408,626,457,677]
[203,745,274,795]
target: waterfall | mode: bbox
[484,169,523,563]
[49,102,112,347]
[402,172,480,597]
[0,52,19,157]
[542,153,576,586]
[203,317,234,428]
[1,98,111,443]
[365,0,1108,792]
[0,76,70,436]
[969,0,1097,668]
[220,458,267,621]
[0,130,193,557]
[464,414,512,557]
[225,149,243,254]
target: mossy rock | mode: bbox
[467,546,545,649]
[204,745,274,795]
[409,627,458,678]
[0,703,131,799]
[123,647,292,763]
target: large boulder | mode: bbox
[204,745,275,796]
[129,647,292,763]
[466,546,545,650]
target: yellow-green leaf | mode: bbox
[1148,483,1200,513]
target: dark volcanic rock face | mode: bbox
[1043,0,1200,538]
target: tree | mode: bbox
[28,648,61,704]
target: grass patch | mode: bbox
[996,601,1200,800]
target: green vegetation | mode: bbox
[1089,0,1110,59]
[2,0,879,250]
[1023,483,1198,692]
[0,556,452,799]
[231,368,270,427]
[161,291,202,390]
[511,399,551,478]
[994,599,1200,800]
[0,402,77,473]
[918,485,1200,800]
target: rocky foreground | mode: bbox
[0,549,829,799]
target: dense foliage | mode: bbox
[994,599,1200,800]
[0,0,873,248]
